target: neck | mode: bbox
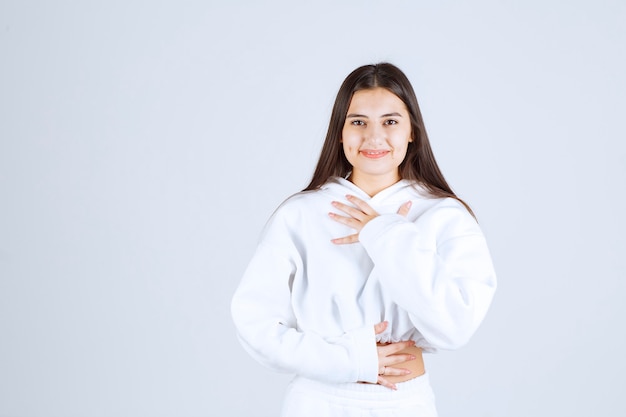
[349,171,401,197]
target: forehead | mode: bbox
[347,88,407,113]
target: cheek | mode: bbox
[342,139,357,154]
[342,142,359,166]
[393,139,411,161]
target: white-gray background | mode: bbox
[1,1,624,416]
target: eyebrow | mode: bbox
[346,112,404,118]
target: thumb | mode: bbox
[397,201,412,217]
[374,321,388,335]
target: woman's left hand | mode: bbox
[329,195,411,245]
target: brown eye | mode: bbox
[384,119,398,125]
[351,120,365,126]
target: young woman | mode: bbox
[231,63,496,416]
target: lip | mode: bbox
[359,149,390,159]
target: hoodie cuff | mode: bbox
[360,214,405,248]
[349,325,379,384]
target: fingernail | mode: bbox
[405,370,411,374]
[407,201,412,207]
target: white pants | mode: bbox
[281,373,438,417]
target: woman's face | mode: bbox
[341,87,412,187]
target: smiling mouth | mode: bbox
[360,150,390,159]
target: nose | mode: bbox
[365,123,384,145]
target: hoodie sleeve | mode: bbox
[359,198,497,350]
[231,208,380,383]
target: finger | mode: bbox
[331,201,368,221]
[380,353,417,367]
[377,376,397,391]
[374,321,388,335]
[331,234,359,245]
[396,200,412,217]
[345,195,378,215]
[328,212,362,229]
[378,340,416,356]
[381,366,412,377]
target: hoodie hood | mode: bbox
[319,176,428,207]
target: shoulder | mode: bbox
[411,195,481,244]
[271,177,348,216]
[259,189,326,235]
[272,189,326,217]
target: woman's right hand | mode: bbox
[374,321,416,390]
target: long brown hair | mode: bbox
[303,62,473,216]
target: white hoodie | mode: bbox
[231,177,496,384]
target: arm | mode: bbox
[230,216,380,384]
[359,200,497,350]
